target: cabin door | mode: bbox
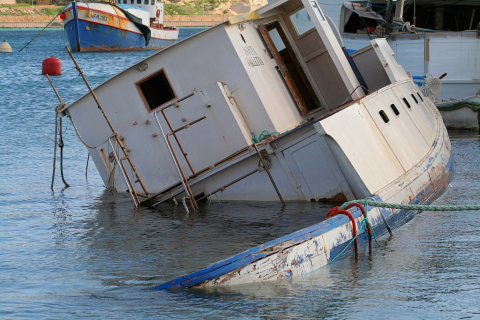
[258,22,318,115]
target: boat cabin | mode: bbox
[62,0,426,206]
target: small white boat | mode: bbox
[56,0,453,287]
[61,0,179,52]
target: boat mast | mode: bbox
[394,0,404,22]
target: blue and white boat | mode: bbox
[57,0,453,289]
[61,0,179,52]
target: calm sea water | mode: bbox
[1,28,480,319]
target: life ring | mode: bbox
[156,9,161,17]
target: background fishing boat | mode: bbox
[61,0,179,51]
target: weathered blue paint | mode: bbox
[152,153,454,290]
[64,7,176,52]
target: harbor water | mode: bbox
[1,28,480,319]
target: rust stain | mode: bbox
[218,270,238,284]
[100,148,111,171]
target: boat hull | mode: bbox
[63,2,178,52]
[153,83,454,289]
[154,145,453,290]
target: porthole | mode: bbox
[403,97,411,109]
[417,92,424,102]
[411,94,419,104]
[379,110,389,123]
[391,104,400,116]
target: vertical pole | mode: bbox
[59,116,70,188]
[385,0,393,23]
[51,113,58,191]
[394,0,404,21]
[154,112,196,213]
[253,144,285,207]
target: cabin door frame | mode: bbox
[299,0,364,100]
[258,21,318,115]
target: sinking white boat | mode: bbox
[318,0,480,102]
[57,0,453,288]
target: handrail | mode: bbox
[120,157,140,205]
[157,92,195,112]
[153,111,192,213]
[108,137,139,207]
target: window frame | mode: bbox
[135,68,178,113]
[289,7,315,36]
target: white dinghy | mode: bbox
[58,0,453,288]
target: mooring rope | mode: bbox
[339,199,480,211]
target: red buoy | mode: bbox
[60,13,66,19]
[42,56,62,75]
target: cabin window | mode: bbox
[123,0,127,3]
[379,110,389,123]
[417,92,424,102]
[137,0,141,4]
[403,97,411,109]
[144,0,148,4]
[411,94,419,104]
[117,0,121,3]
[137,69,176,111]
[130,0,133,4]
[290,8,314,35]
[390,104,400,116]
[151,0,154,4]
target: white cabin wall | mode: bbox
[67,24,291,193]
[225,21,305,135]
[314,80,434,196]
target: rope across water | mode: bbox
[339,199,480,211]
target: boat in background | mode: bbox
[61,0,179,52]
[317,0,480,102]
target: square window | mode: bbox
[137,69,176,111]
[151,0,154,5]
[137,0,141,4]
[144,0,148,4]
